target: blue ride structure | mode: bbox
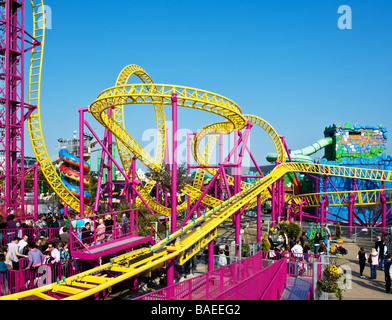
[58,148,92,204]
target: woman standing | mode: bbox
[356,247,367,279]
[96,219,106,244]
[313,231,321,254]
[369,248,379,279]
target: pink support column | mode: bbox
[166,257,175,299]
[281,177,285,218]
[208,240,214,272]
[107,108,114,213]
[187,133,191,214]
[257,194,261,243]
[219,133,223,201]
[275,178,279,222]
[287,203,292,222]
[271,182,275,227]
[277,177,281,220]
[33,162,38,221]
[0,0,30,216]
[321,196,327,226]
[132,157,136,204]
[166,93,178,291]
[348,193,355,237]
[381,191,387,234]
[299,202,304,225]
[171,93,177,234]
[164,128,170,209]
[234,130,241,256]
[79,108,85,217]
[315,178,320,218]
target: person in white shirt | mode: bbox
[291,240,303,260]
[18,234,29,254]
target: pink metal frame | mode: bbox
[0,0,42,218]
[0,259,77,296]
[68,209,158,260]
[135,251,321,300]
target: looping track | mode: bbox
[6,0,392,300]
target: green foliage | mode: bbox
[279,221,302,238]
[336,222,342,239]
[261,237,271,251]
[242,243,250,257]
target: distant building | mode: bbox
[324,122,387,161]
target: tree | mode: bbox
[146,161,193,201]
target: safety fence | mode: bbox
[300,224,392,244]
[135,251,321,300]
[0,227,61,247]
[0,259,78,296]
[69,209,160,255]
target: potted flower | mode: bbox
[330,244,348,258]
[317,264,345,300]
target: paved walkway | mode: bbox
[329,242,392,300]
[280,277,313,300]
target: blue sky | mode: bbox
[24,0,392,171]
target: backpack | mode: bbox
[22,246,29,255]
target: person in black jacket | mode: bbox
[357,247,367,279]
[313,231,321,254]
[81,222,93,246]
[104,215,114,240]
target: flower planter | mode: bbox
[319,291,330,300]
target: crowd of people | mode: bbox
[0,211,131,274]
[356,234,392,294]
[268,224,332,257]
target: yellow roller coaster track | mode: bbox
[289,188,392,207]
[3,161,392,300]
[16,2,392,301]
[89,82,286,216]
[110,65,243,216]
[27,0,90,214]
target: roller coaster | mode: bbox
[1,0,392,300]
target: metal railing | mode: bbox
[0,227,61,247]
[0,259,77,296]
[301,224,392,244]
[135,250,320,300]
[69,209,161,255]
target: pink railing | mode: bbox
[69,209,160,255]
[135,251,320,300]
[0,228,61,247]
[258,259,287,300]
[0,260,77,296]
[135,251,291,300]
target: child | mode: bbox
[217,249,227,267]
[44,251,55,264]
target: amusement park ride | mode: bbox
[0,0,392,300]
